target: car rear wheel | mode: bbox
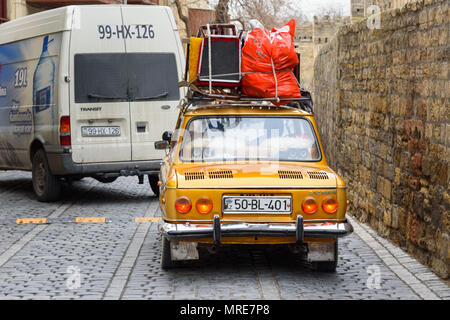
[310,260,337,272]
[148,174,160,197]
[32,149,62,202]
[161,236,175,269]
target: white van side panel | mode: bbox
[0,33,63,169]
[69,6,132,164]
[121,6,183,161]
[56,31,71,133]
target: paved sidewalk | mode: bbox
[0,172,448,300]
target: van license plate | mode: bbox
[223,196,292,214]
[81,126,121,137]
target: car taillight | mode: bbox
[60,116,71,146]
[302,197,318,214]
[196,197,213,214]
[175,196,192,214]
[322,197,338,214]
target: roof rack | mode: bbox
[179,82,314,114]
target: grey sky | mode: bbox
[209,0,351,20]
[294,0,351,18]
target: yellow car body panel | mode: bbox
[158,105,348,245]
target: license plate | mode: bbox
[222,196,292,214]
[81,126,121,137]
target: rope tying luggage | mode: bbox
[270,57,280,103]
[207,24,212,93]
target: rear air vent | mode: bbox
[278,170,303,179]
[307,171,329,180]
[208,170,233,179]
[184,172,205,180]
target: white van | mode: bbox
[0,5,184,201]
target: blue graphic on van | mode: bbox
[10,99,32,136]
[33,36,55,134]
[0,33,61,167]
[35,86,51,111]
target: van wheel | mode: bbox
[161,236,175,269]
[95,176,118,184]
[32,149,62,202]
[148,174,160,197]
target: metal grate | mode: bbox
[184,172,205,180]
[278,170,303,179]
[208,170,233,179]
[307,171,329,180]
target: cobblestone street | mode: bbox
[0,171,448,300]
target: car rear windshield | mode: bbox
[179,116,321,162]
[74,53,179,103]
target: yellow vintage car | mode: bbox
[156,99,353,271]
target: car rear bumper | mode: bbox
[160,216,353,244]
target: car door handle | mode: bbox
[161,105,171,110]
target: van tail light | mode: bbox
[196,197,213,214]
[60,116,71,146]
[302,197,318,214]
[175,196,192,214]
[322,197,338,214]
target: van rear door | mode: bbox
[121,6,183,161]
[69,6,132,163]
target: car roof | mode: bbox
[183,104,313,117]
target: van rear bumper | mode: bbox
[47,152,162,176]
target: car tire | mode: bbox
[148,174,160,197]
[309,241,338,272]
[71,175,84,182]
[161,236,175,269]
[94,176,117,184]
[32,149,62,202]
[310,260,337,272]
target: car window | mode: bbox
[179,116,321,162]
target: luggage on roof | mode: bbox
[183,20,305,106]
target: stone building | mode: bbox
[293,15,349,91]
[351,0,415,22]
[159,0,212,39]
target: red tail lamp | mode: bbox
[322,197,338,214]
[175,196,192,214]
[60,116,71,146]
[302,197,318,214]
[196,197,213,214]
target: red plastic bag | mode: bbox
[241,19,301,104]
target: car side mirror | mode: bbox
[154,140,169,150]
[162,131,172,142]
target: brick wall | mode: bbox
[313,0,449,278]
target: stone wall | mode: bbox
[313,0,449,278]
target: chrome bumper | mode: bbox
[159,216,353,244]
